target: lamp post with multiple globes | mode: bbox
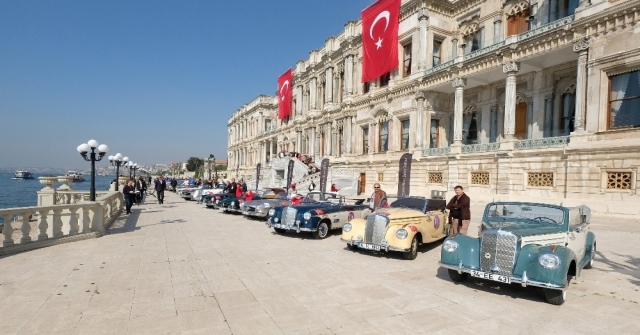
[132,163,139,178]
[76,139,109,201]
[107,153,127,191]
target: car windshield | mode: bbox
[275,192,288,200]
[379,196,427,212]
[303,192,340,204]
[485,203,564,225]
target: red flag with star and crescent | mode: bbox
[278,69,293,120]
[361,0,400,83]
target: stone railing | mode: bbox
[462,142,501,153]
[0,191,124,256]
[516,15,575,43]
[463,41,506,62]
[514,136,570,150]
[54,191,110,205]
[423,147,452,156]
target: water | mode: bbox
[0,173,114,210]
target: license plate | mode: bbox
[470,270,511,284]
[218,208,225,212]
[359,243,381,251]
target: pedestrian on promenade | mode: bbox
[240,179,247,193]
[446,185,470,236]
[135,176,146,204]
[123,180,135,214]
[170,178,177,192]
[155,175,167,205]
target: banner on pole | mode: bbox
[286,159,295,192]
[319,158,330,194]
[255,163,261,190]
[397,153,413,196]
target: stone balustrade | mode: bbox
[0,191,124,256]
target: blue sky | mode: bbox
[0,0,372,169]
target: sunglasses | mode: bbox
[374,187,380,189]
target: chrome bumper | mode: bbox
[242,211,268,217]
[340,238,409,252]
[266,221,316,233]
[438,262,566,290]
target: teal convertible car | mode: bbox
[440,202,596,305]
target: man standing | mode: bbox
[446,185,471,236]
[363,183,387,217]
[155,175,167,205]
[123,180,135,214]
[170,178,178,192]
[308,181,316,192]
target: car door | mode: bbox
[567,221,587,262]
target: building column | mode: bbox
[503,62,520,140]
[296,86,303,115]
[309,78,317,110]
[309,127,316,157]
[526,98,534,139]
[345,55,353,95]
[544,93,554,137]
[296,131,302,153]
[326,67,333,103]
[415,92,425,148]
[573,38,589,133]
[418,9,429,71]
[345,117,352,154]
[369,122,376,154]
[451,38,458,61]
[452,78,466,146]
[327,125,333,156]
[493,16,502,44]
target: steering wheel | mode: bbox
[532,216,558,224]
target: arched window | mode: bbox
[560,84,576,135]
[379,121,389,152]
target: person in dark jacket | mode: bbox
[170,178,178,192]
[123,180,136,214]
[446,185,471,236]
[154,175,167,204]
[135,176,146,204]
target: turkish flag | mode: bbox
[361,0,400,83]
[278,69,293,120]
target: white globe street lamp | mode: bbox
[77,139,109,201]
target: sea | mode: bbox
[0,172,114,210]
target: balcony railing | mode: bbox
[514,136,570,150]
[461,142,501,153]
[516,15,575,43]
[423,147,451,156]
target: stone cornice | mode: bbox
[572,0,640,38]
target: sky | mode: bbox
[0,0,372,169]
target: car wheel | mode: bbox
[584,243,595,269]
[346,244,358,251]
[313,222,330,239]
[402,236,419,260]
[274,228,286,234]
[447,269,468,282]
[545,274,570,305]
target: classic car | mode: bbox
[205,193,236,209]
[266,192,368,239]
[341,196,448,260]
[439,202,596,305]
[178,184,213,201]
[240,189,289,219]
[219,190,273,213]
[192,183,225,202]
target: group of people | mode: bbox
[307,181,339,193]
[122,175,168,214]
[365,183,471,237]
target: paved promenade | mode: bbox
[1,192,639,335]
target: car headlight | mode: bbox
[268,209,275,216]
[343,223,352,232]
[538,254,561,269]
[303,212,312,220]
[443,239,459,253]
[231,201,235,206]
[395,229,408,240]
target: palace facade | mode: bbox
[228,0,640,215]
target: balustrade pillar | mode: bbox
[68,207,79,235]
[418,9,429,71]
[20,210,32,243]
[573,38,589,133]
[503,62,520,140]
[52,209,63,238]
[81,207,91,233]
[415,92,425,148]
[2,214,14,247]
[38,210,49,240]
[452,78,467,146]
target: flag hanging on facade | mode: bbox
[361,0,400,83]
[278,69,293,119]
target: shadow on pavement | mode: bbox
[108,209,141,234]
[594,250,640,286]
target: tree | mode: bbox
[186,157,204,172]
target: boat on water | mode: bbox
[66,171,86,182]
[12,170,35,179]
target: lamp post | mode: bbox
[77,139,109,201]
[125,162,134,178]
[132,163,139,178]
[108,153,126,191]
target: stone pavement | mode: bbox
[1,192,639,335]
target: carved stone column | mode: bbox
[544,93,554,138]
[326,124,333,156]
[452,78,467,146]
[345,117,352,154]
[493,16,502,44]
[526,98,534,139]
[415,91,426,148]
[503,62,520,140]
[345,54,354,95]
[573,38,589,133]
[326,67,333,103]
[369,122,376,154]
[418,9,429,71]
[451,38,458,61]
[296,131,302,153]
[309,78,317,110]
[425,95,433,148]
[296,85,303,115]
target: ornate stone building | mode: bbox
[228,0,640,214]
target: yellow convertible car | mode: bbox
[341,196,448,260]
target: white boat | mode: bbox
[12,170,34,179]
[66,171,86,182]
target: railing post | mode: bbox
[52,209,64,238]
[38,210,49,240]
[2,214,14,247]
[20,210,32,244]
[91,204,105,235]
[68,207,79,235]
[81,206,92,234]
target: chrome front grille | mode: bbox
[480,230,517,276]
[245,206,256,212]
[364,215,388,244]
[282,207,297,227]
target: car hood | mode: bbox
[243,199,289,207]
[289,202,334,212]
[483,221,565,237]
[373,208,424,221]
